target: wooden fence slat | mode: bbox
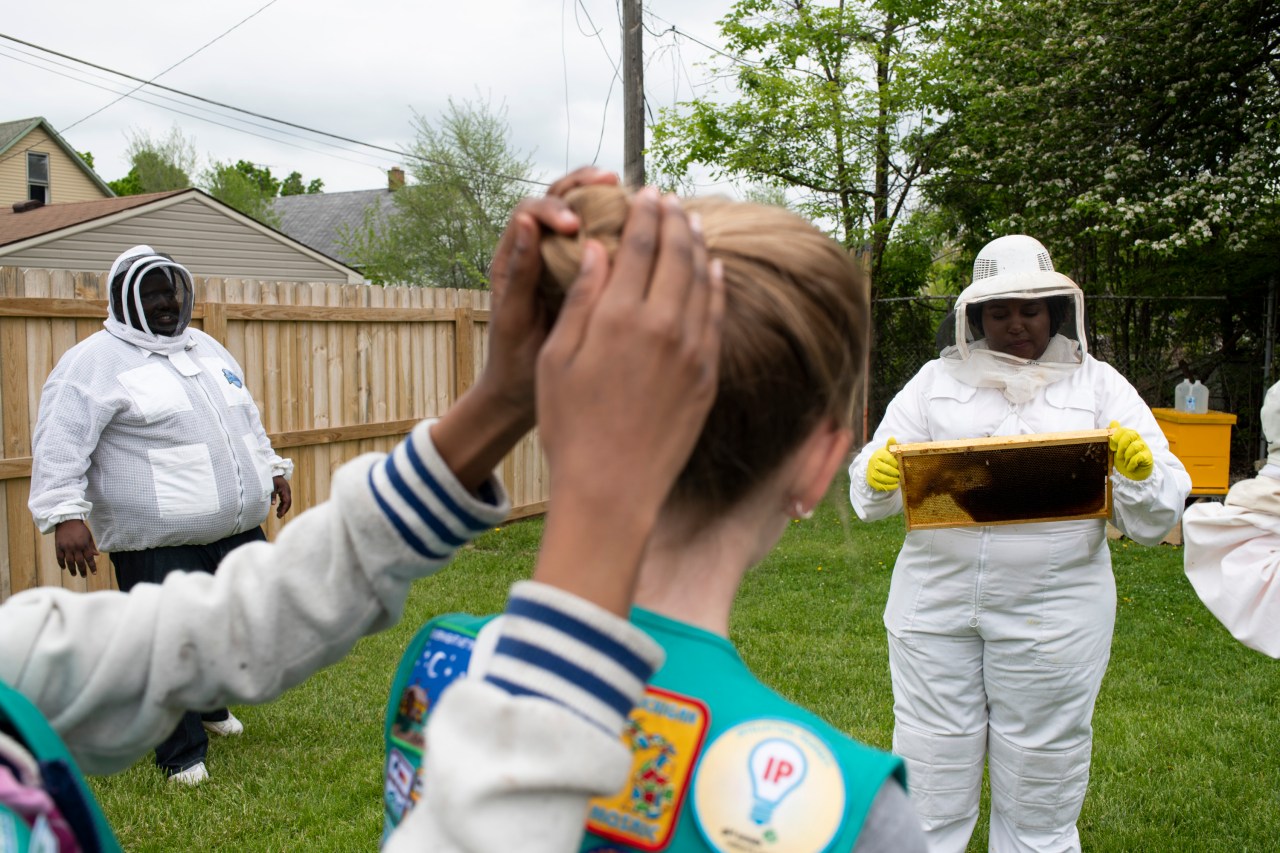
[368,286,387,424]
[2,319,30,458]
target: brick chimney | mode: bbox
[388,167,405,191]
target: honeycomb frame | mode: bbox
[891,429,1114,530]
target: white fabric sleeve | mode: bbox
[849,369,935,522]
[27,372,113,533]
[1182,478,1280,658]
[1099,370,1191,545]
[0,418,507,775]
[386,581,664,853]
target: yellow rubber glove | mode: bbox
[867,437,901,491]
[1109,420,1153,481]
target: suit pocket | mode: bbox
[148,444,220,517]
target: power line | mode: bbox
[640,13,760,69]
[575,0,621,165]
[60,0,283,135]
[0,47,396,178]
[0,31,550,188]
[0,45,394,172]
[561,0,572,171]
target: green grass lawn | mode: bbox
[89,501,1280,851]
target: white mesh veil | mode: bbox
[940,236,1087,403]
[107,244,194,336]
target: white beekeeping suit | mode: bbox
[850,235,1190,853]
[29,246,293,552]
[1182,380,1280,658]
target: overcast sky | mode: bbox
[4,0,738,195]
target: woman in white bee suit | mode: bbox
[849,235,1190,853]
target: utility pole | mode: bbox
[622,0,644,188]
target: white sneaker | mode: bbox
[168,762,208,786]
[202,712,244,737]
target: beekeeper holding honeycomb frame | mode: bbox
[849,235,1190,853]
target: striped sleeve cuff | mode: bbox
[368,418,511,561]
[484,581,665,736]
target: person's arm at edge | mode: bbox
[0,418,508,775]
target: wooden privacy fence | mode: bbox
[0,266,548,601]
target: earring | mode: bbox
[792,500,814,520]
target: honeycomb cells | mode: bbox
[899,438,1111,528]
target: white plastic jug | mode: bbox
[1175,378,1192,412]
[1190,380,1209,414]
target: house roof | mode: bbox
[0,116,116,197]
[0,187,361,282]
[270,188,395,266]
[0,190,184,247]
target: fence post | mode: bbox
[454,306,476,399]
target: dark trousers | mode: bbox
[111,526,267,775]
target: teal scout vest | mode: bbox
[383,608,905,853]
[0,680,121,853]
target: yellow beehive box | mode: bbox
[891,430,1114,530]
[1150,408,1236,496]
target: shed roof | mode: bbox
[0,191,183,247]
[0,188,361,283]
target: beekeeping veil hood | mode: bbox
[104,245,195,355]
[940,235,1086,403]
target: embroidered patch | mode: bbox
[692,718,846,853]
[383,625,476,837]
[221,368,243,388]
[388,627,476,753]
[383,746,418,826]
[585,686,709,851]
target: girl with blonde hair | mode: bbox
[391,185,926,853]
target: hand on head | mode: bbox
[532,186,725,614]
[475,166,621,429]
[430,167,619,491]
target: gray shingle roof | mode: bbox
[0,117,40,154]
[270,188,395,266]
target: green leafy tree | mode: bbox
[280,171,324,196]
[340,97,536,287]
[650,0,945,293]
[230,160,281,198]
[107,128,198,195]
[77,151,94,169]
[926,0,1280,286]
[202,160,282,227]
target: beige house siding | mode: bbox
[2,196,359,283]
[0,126,109,206]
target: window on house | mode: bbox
[27,152,50,203]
